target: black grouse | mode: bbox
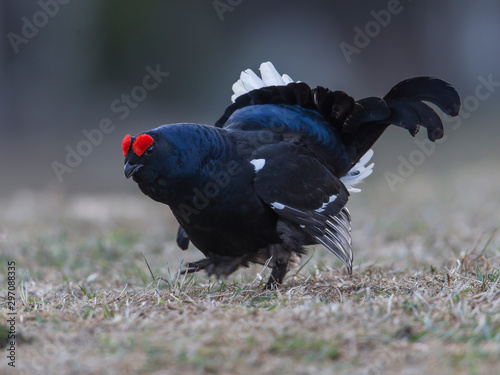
[122,62,461,288]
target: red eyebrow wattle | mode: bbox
[122,134,132,156]
[133,134,154,156]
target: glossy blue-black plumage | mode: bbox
[224,104,349,173]
[124,75,461,289]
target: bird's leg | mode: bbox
[265,246,290,289]
[208,255,248,279]
[180,258,211,274]
[265,261,287,289]
[181,254,249,279]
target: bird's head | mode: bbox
[122,124,205,193]
[122,131,157,183]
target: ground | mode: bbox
[0,160,499,374]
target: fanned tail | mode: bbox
[221,64,461,176]
[231,62,294,102]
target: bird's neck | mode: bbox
[141,125,238,207]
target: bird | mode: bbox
[122,62,461,289]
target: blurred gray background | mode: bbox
[1,0,499,196]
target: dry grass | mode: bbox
[0,161,499,374]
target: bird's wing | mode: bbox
[251,142,353,272]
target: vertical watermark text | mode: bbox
[5,261,16,368]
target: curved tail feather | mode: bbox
[341,77,461,171]
[384,77,461,116]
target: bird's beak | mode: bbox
[124,162,143,179]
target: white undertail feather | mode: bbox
[231,62,294,102]
[340,149,375,193]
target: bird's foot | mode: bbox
[179,258,211,274]
[264,256,288,290]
